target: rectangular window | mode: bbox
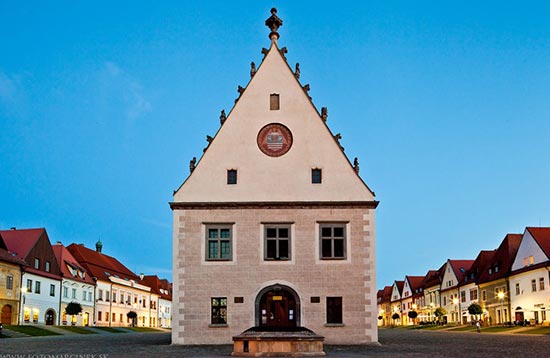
[529,256,534,265]
[264,225,291,260]
[326,297,343,324]
[112,313,116,322]
[211,297,227,325]
[26,279,32,292]
[540,278,545,291]
[532,279,537,292]
[443,297,447,306]
[6,275,13,290]
[120,313,123,322]
[460,291,466,303]
[320,224,346,259]
[98,289,103,301]
[50,284,55,297]
[45,261,50,272]
[82,291,87,301]
[35,281,41,294]
[469,289,478,301]
[63,287,69,298]
[206,225,232,260]
[482,290,487,301]
[72,288,77,299]
[112,291,117,303]
[34,258,40,269]
[227,169,237,185]
[270,93,280,110]
[515,283,520,295]
[98,311,102,321]
[311,168,322,184]
[106,290,110,302]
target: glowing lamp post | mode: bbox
[497,291,505,326]
[452,298,459,325]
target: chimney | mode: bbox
[95,239,103,253]
[10,227,16,230]
[140,273,144,280]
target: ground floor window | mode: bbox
[211,297,227,324]
[264,225,291,260]
[206,226,232,261]
[326,297,343,324]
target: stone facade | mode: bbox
[0,260,22,325]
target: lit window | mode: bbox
[270,93,280,110]
[319,224,346,259]
[326,297,343,324]
[227,169,237,185]
[206,225,232,261]
[264,225,291,260]
[211,297,227,324]
[311,168,322,184]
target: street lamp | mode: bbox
[452,298,459,325]
[20,287,27,325]
[497,291,505,326]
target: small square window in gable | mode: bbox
[227,169,237,185]
[270,93,280,110]
[311,168,322,184]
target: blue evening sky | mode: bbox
[1,1,550,288]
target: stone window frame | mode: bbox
[318,223,348,260]
[205,224,234,261]
[539,277,545,291]
[326,296,344,325]
[6,275,13,290]
[210,297,228,326]
[263,224,292,261]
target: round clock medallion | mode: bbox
[257,123,293,157]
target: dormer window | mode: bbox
[227,169,237,185]
[270,93,280,110]
[34,258,40,269]
[45,261,50,272]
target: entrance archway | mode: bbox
[255,284,300,328]
[1,305,12,324]
[45,309,55,325]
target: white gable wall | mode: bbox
[511,230,549,271]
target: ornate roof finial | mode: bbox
[189,157,196,173]
[220,109,226,125]
[265,8,283,41]
[295,63,300,80]
[353,157,360,174]
[250,62,256,78]
[321,107,328,121]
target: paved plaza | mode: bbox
[2,328,550,357]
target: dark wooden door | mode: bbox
[45,309,54,325]
[260,290,296,328]
[1,305,12,324]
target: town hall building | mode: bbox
[171,9,378,346]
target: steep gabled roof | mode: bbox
[52,243,95,285]
[394,280,404,295]
[461,250,494,286]
[406,275,425,297]
[448,259,475,283]
[0,228,44,259]
[477,233,522,284]
[423,264,446,289]
[67,243,139,282]
[142,275,172,300]
[526,227,550,258]
[0,247,27,266]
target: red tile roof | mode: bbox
[0,247,27,266]
[142,275,172,300]
[477,233,522,284]
[448,259,475,283]
[67,243,139,282]
[0,228,44,259]
[52,243,95,285]
[461,250,494,286]
[526,227,550,258]
[406,276,425,297]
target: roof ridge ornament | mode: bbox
[265,8,283,42]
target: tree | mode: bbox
[434,307,447,324]
[468,303,482,316]
[408,310,418,325]
[65,302,82,325]
[127,311,138,327]
[391,312,400,327]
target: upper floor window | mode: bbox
[206,225,232,261]
[227,169,237,185]
[26,279,32,292]
[311,168,322,184]
[532,279,537,292]
[34,258,40,269]
[98,289,103,301]
[63,286,68,298]
[540,278,545,291]
[50,284,55,297]
[6,275,13,290]
[270,93,280,110]
[320,224,346,259]
[515,283,520,295]
[45,261,50,272]
[481,290,487,301]
[35,281,41,294]
[264,225,291,260]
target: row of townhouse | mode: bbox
[0,227,172,328]
[378,227,550,327]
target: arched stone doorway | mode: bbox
[1,304,12,324]
[255,284,300,328]
[45,309,55,325]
